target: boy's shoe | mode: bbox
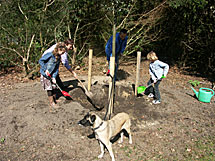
[148,93,154,98]
[152,100,161,104]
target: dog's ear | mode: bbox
[90,115,96,122]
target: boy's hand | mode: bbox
[161,75,166,79]
[153,78,158,83]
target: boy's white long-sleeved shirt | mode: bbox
[149,60,169,81]
[43,44,71,70]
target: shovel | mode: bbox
[47,74,72,98]
[54,82,72,97]
[76,77,93,98]
[137,83,154,94]
[137,77,164,94]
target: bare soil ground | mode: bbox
[0,57,215,161]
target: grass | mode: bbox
[184,136,215,160]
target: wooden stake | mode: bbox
[88,49,93,91]
[135,51,141,96]
[108,57,115,115]
[108,24,116,118]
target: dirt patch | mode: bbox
[0,57,215,160]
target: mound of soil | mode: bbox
[0,57,215,160]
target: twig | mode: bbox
[68,24,71,39]
[117,2,136,29]
[54,14,67,42]
[181,41,194,50]
[0,46,23,59]
[128,0,166,33]
[27,34,35,61]
[18,3,28,21]
[105,14,113,25]
[1,27,16,39]
[43,0,56,11]
[74,22,79,44]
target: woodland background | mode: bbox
[0,0,214,81]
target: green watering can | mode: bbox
[191,87,214,103]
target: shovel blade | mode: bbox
[85,91,93,98]
[62,91,72,97]
[137,86,147,94]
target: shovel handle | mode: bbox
[76,77,88,91]
[146,78,162,87]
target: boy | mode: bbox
[146,51,169,104]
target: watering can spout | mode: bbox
[191,87,198,98]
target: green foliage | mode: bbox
[158,0,215,77]
[0,0,214,80]
[188,80,200,87]
[168,0,208,9]
[0,138,5,143]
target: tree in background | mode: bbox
[160,0,215,77]
[0,0,214,80]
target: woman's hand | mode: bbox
[52,78,56,84]
[45,70,51,77]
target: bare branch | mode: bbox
[68,24,71,39]
[105,14,113,25]
[117,2,136,29]
[54,14,67,42]
[74,23,80,44]
[0,57,22,68]
[78,17,104,32]
[1,27,16,39]
[43,0,56,12]
[47,0,56,7]
[128,0,166,34]
[18,3,28,21]
[26,34,35,61]
[0,46,23,59]
[100,31,108,43]
[78,39,89,56]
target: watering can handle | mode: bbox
[209,89,215,96]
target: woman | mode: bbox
[39,42,66,109]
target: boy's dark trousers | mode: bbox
[147,78,161,101]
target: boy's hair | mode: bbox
[147,51,158,61]
[120,29,127,34]
[53,42,66,59]
[64,39,74,45]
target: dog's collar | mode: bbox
[93,122,104,131]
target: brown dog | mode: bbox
[78,112,132,161]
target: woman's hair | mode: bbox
[147,51,158,61]
[64,39,74,45]
[53,42,66,60]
